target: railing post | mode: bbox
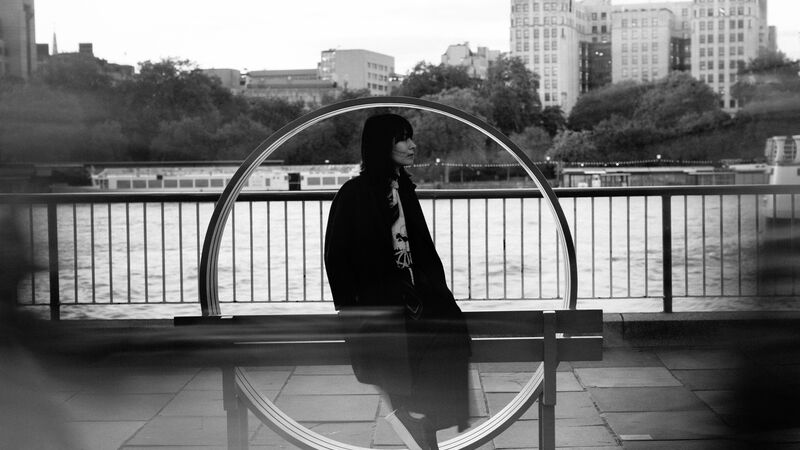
[47,202,60,321]
[661,196,673,313]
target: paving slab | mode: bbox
[128,416,259,446]
[275,394,380,422]
[251,421,376,448]
[481,372,582,393]
[159,389,278,416]
[670,369,745,390]
[292,365,354,375]
[589,387,708,412]
[477,362,541,373]
[183,367,292,392]
[570,348,661,368]
[183,368,226,391]
[281,374,379,395]
[694,390,742,415]
[490,418,617,449]
[486,391,600,420]
[64,393,174,421]
[82,368,198,394]
[373,417,493,448]
[575,367,681,388]
[605,411,734,440]
[66,421,145,450]
[656,348,748,370]
[621,440,749,449]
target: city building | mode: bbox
[318,49,394,95]
[0,0,37,79]
[78,42,93,55]
[611,2,691,85]
[202,68,244,93]
[510,0,770,113]
[243,69,338,105]
[441,42,502,79]
[690,0,768,110]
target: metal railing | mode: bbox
[2,185,798,319]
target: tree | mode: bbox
[541,106,566,137]
[732,50,800,112]
[509,125,552,161]
[546,130,598,162]
[114,58,249,158]
[409,88,493,182]
[633,72,722,129]
[394,62,476,98]
[568,81,649,131]
[481,56,541,135]
[36,53,113,92]
[591,115,664,161]
[248,97,304,130]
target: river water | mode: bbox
[16,193,798,319]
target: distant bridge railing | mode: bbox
[2,184,798,319]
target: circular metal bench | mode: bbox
[196,97,581,450]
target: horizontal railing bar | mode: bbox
[3,184,800,205]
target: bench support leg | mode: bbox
[223,366,249,450]
[538,311,557,450]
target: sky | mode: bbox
[34,0,800,75]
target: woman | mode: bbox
[324,113,471,450]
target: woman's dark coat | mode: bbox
[324,173,471,430]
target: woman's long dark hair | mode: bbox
[360,113,413,184]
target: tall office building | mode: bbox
[612,2,691,84]
[318,49,394,95]
[510,0,769,113]
[691,0,768,110]
[0,0,37,79]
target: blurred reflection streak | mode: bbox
[733,219,800,447]
[0,205,81,449]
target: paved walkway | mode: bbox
[6,343,800,449]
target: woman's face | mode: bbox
[391,137,416,167]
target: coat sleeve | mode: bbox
[324,183,358,310]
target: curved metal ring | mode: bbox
[197,96,578,449]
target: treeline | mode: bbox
[556,51,800,162]
[1,50,798,165]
